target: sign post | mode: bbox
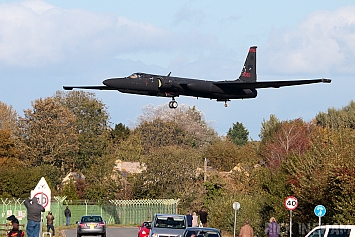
[284,196,298,237]
[233,202,240,237]
[314,205,326,226]
[31,177,51,237]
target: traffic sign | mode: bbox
[233,202,240,210]
[31,177,51,211]
[314,205,326,217]
[32,192,49,208]
[284,196,298,210]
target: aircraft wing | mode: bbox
[213,78,331,89]
[63,85,116,90]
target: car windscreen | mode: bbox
[81,216,103,222]
[185,230,221,237]
[154,216,185,229]
[328,228,351,237]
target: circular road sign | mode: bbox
[233,202,240,210]
[284,196,298,210]
[33,192,49,208]
[314,205,326,217]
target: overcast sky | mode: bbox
[1,0,355,140]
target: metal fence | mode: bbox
[0,197,179,227]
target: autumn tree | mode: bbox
[0,129,19,165]
[259,114,280,142]
[0,102,17,131]
[135,104,217,149]
[16,97,78,175]
[55,91,111,170]
[261,118,311,169]
[227,122,249,146]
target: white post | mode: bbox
[289,210,292,237]
[233,209,237,237]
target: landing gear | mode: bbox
[169,98,178,109]
[224,101,228,107]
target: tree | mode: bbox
[0,102,17,131]
[259,114,280,142]
[316,100,355,130]
[55,91,111,170]
[0,129,19,165]
[135,104,217,149]
[133,145,202,199]
[16,97,78,175]
[227,122,249,145]
[261,118,311,169]
[134,119,193,152]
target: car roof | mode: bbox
[185,227,221,232]
[155,214,186,217]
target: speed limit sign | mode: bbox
[284,196,298,210]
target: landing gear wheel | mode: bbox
[224,101,228,107]
[169,100,178,109]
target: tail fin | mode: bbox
[238,46,257,82]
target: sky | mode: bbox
[1,0,355,140]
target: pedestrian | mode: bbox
[186,211,193,227]
[266,217,279,237]
[199,207,208,227]
[64,206,71,226]
[192,212,198,227]
[7,216,24,237]
[239,220,254,237]
[46,211,55,237]
[24,197,45,237]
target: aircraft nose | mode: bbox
[103,78,128,89]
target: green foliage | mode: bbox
[111,123,130,144]
[227,122,249,146]
[259,114,280,142]
[133,146,202,199]
[62,180,79,200]
[55,91,111,170]
[316,100,355,130]
[16,97,79,175]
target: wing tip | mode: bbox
[321,78,332,83]
[63,86,73,90]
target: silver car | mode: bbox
[182,227,222,237]
[149,214,187,237]
[76,215,106,237]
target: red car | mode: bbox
[138,221,151,237]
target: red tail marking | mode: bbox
[249,48,256,53]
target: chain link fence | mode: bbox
[0,197,179,228]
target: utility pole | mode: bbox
[204,158,207,182]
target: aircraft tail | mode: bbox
[238,46,257,82]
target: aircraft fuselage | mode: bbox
[103,73,258,100]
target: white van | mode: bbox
[305,225,355,237]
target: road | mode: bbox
[64,227,138,237]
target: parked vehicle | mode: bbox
[149,214,187,237]
[138,221,152,237]
[305,225,355,237]
[76,215,106,237]
[182,227,222,237]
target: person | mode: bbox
[266,217,279,237]
[192,212,198,227]
[199,207,208,227]
[239,220,254,237]
[24,197,45,237]
[64,206,71,226]
[186,211,193,227]
[7,216,24,237]
[46,211,55,237]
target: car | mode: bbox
[305,225,355,237]
[138,221,152,237]
[149,214,187,237]
[76,215,106,237]
[182,227,222,237]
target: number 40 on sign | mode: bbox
[284,196,298,211]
